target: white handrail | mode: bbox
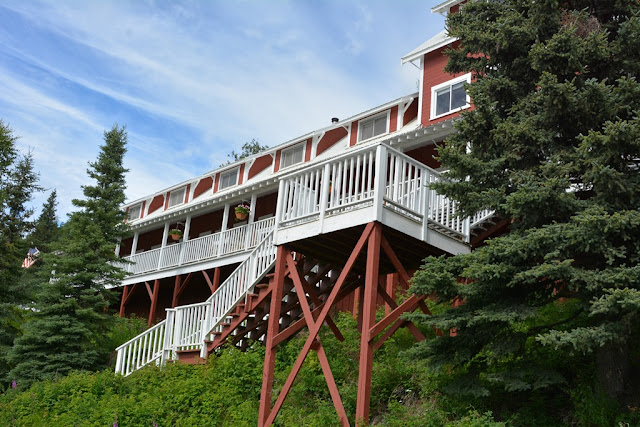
[115,229,277,375]
[115,319,167,376]
[119,217,275,277]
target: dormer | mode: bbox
[401,0,470,127]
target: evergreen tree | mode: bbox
[0,122,41,384]
[410,0,640,409]
[9,125,129,386]
[29,189,59,253]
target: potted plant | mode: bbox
[168,229,183,241]
[235,203,250,221]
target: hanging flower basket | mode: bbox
[168,229,183,241]
[235,203,250,220]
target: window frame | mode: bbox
[280,143,305,170]
[168,187,186,208]
[430,73,471,120]
[358,111,390,143]
[218,168,239,191]
[127,203,142,221]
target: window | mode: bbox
[127,204,141,221]
[359,113,388,142]
[168,187,186,208]
[280,144,304,169]
[431,73,471,119]
[219,168,239,190]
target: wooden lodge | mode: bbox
[114,1,501,424]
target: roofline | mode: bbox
[432,0,464,15]
[401,34,457,64]
[125,118,457,231]
[123,92,418,209]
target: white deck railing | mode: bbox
[114,319,168,376]
[117,217,275,277]
[115,230,277,375]
[277,143,478,241]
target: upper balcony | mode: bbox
[274,141,492,255]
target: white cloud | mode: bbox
[0,0,442,219]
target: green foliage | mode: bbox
[220,138,269,166]
[8,125,129,387]
[410,0,640,422]
[28,189,59,253]
[0,121,41,386]
[0,312,508,426]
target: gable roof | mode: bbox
[401,30,456,64]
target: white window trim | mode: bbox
[430,73,471,120]
[168,186,186,208]
[218,167,239,191]
[127,203,142,221]
[358,110,390,143]
[279,143,305,170]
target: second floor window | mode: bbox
[359,113,388,142]
[431,73,471,119]
[127,203,142,221]
[219,168,239,190]
[168,187,186,208]
[280,144,304,169]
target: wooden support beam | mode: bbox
[119,285,129,317]
[213,267,221,293]
[286,253,348,425]
[172,273,193,307]
[355,222,382,423]
[375,283,425,343]
[258,246,287,427]
[369,294,424,340]
[263,223,374,427]
[289,255,344,342]
[172,275,181,308]
[147,279,160,327]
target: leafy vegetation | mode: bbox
[7,125,128,387]
[410,0,640,423]
[220,138,269,166]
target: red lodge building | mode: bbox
[114,1,499,424]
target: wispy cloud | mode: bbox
[0,0,442,217]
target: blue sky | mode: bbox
[0,0,444,217]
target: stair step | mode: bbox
[256,283,269,290]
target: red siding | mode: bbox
[421,42,466,126]
[140,200,146,219]
[274,150,282,173]
[238,164,245,185]
[148,194,164,214]
[317,127,348,155]
[248,154,273,179]
[193,177,213,199]
[163,191,170,210]
[389,106,398,133]
[405,144,441,170]
[304,138,312,161]
[349,121,358,146]
[189,209,224,238]
[254,192,278,219]
[184,184,191,204]
[403,99,418,126]
[213,173,220,193]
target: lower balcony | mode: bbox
[117,217,275,285]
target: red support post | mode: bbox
[119,285,129,317]
[355,222,382,423]
[147,279,160,327]
[258,245,288,427]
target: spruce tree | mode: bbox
[29,189,59,254]
[9,125,129,386]
[410,0,640,409]
[0,122,41,384]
